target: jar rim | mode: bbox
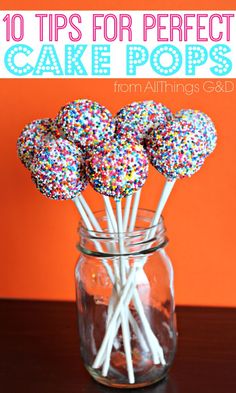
[78,208,167,257]
[78,208,164,237]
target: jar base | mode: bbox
[86,365,169,389]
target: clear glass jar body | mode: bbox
[75,209,177,389]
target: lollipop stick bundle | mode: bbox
[17,99,217,384]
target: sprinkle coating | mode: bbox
[115,101,172,144]
[55,99,115,151]
[146,119,206,180]
[17,118,53,169]
[86,141,149,200]
[31,138,87,200]
[175,109,217,156]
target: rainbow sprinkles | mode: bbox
[17,98,217,384]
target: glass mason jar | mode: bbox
[75,209,177,389]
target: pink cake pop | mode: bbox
[31,138,87,200]
[86,141,149,200]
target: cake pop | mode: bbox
[55,99,115,153]
[175,109,217,156]
[145,118,206,181]
[31,138,87,200]
[115,101,172,144]
[17,118,53,169]
[86,141,149,200]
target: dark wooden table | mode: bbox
[0,300,235,393]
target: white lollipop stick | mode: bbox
[74,197,93,230]
[121,195,150,352]
[103,196,118,232]
[127,189,149,296]
[102,279,137,377]
[121,193,152,355]
[93,265,138,369]
[103,197,146,381]
[73,196,114,283]
[92,197,134,383]
[98,181,176,366]
[123,195,132,232]
[103,203,149,362]
[116,200,126,280]
[74,196,120,359]
[132,287,165,364]
[93,259,165,369]
[102,263,148,376]
[151,179,176,231]
[129,189,141,232]
[101,200,164,376]
[116,199,134,383]
[108,180,176,318]
[102,261,148,370]
[78,194,102,232]
[119,195,165,360]
[103,207,119,349]
[101,263,165,367]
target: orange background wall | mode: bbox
[1,0,235,306]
